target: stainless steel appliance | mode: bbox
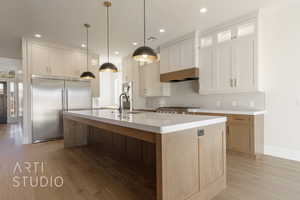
[156,107,201,114]
[32,76,92,143]
[122,81,133,111]
[0,82,7,123]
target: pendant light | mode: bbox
[80,24,96,79]
[132,0,157,63]
[99,1,118,72]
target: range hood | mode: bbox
[160,68,199,82]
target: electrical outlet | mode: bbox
[216,101,222,108]
[250,101,255,108]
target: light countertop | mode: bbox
[64,110,227,134]
[186,108,266,116]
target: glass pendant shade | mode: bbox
[132,0,157,63]
[99,62,118,72]
[80,23,96,79]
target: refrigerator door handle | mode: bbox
[61,88,65,111]
[66,88,69,111]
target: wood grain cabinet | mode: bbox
[159,123,226,200]
[193,112,264,159]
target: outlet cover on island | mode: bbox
[250,101,255,108]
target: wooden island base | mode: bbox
[63,115,227,200]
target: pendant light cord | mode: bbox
[86,25,89,71]
[144,0,146,46]
[107,6,110,63]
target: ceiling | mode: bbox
[0,0,277,60]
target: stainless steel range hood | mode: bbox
[160,68,199,82]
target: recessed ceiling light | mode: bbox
[115,51,120,55]
[200,7,208,13]
[81,44,86,48]
[34,34,42,38]
[159,29,166,33]
[132,42,138,46]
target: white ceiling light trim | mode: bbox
[34,34,42,38]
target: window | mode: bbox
[217,30,232,43]
[201,37,213,48]
[238,23,255,37]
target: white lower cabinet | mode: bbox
[140,62,170,97]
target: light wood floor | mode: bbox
[1,123,300,200]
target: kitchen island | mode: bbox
[63,110,227,200]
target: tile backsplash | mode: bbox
[146,81,265,110]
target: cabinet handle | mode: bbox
[234,79,237,87]
[198,129,205,137]
[230,79,233,88]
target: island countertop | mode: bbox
[64,109,227,134]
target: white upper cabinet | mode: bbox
[26,39,100,97]
[180,38,195,69]
[216,41,234,91]
[160,47,170,74]
[49,47,68,76]
[199,36,215,92]
[159,31,199,75]
[199,15,259,94]
[31,44,50,75]
[140,62,170,97]
[168,43,181,72]
[233,34,256,91]
[122,56,134,82]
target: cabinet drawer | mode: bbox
[228,115,250,124]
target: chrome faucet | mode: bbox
[119,92,129,113]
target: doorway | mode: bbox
[0,82,7,123]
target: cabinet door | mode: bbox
[49,47,67,76]
[233,36,256,91]
[168,43,181,72]
[215,42,233,91]
[122,57,134,82]
[228,122,251,154]
[140,63,169,97]
[71,52,85,77]
[180,38,195,70]
[160,47,170,74]
[199,124,226,190]
[31,44,50,75]
[162,130,200,200]
[199,46,215,92]
[89,55,100,97]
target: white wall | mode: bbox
[259,0,300,161]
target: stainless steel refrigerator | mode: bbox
[0,82,7,124]
[31,76,92,143]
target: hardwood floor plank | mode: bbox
[1,123,300,200]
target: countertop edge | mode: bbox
[63,112,227,134]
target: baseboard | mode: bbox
[264,145,300,162]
